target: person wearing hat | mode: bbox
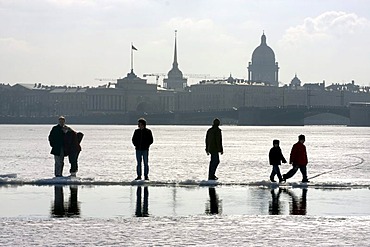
[283,134,309,183]
[48,116,66,177]
[269,139,287,183]
[205,118,223,180]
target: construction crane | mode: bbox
[183,73,210,79]
[94,78,117,88]
[142,73,166,85]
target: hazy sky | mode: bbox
[1,0,370,87]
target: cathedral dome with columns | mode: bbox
[248,32,279,86]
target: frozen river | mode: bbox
[0,124,369,246]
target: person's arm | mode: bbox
[218,130,223,154]
[269,149,273,165]
[148,129,153,145]
[132,130,137,147]
[289,145,296,164]
[280,148,287,163]
[48,127,55,147]
[205,130,209,154]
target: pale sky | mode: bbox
[1,0,370,87]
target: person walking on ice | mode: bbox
[132,118,153,181]
[283,134,309,183]
[205,118,223,180]
[269,139,287,183]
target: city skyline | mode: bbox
[1,0,370,87]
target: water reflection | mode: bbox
[269,188,283,215]
[51,186,80,218]
[135,186,149,217]
[269,188,307,215]
[205,187,222,215]
[286,188,307,215]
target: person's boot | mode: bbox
[144,176,149,180]
[135,176,141,180]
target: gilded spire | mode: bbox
[173,30,178,68]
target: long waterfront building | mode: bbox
[1,33,370,123]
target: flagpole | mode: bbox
[131,42,133,72]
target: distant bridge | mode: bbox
[1,105,367,126]
[134,105,352,126]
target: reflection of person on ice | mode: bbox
[283,134,309,183]
[269,139,287,183]
[205,118,223,180]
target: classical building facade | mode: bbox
[1,33,370,123]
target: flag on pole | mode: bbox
[132,45,138,51]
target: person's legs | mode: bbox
[143,186,149,216]
[270,166,277,181]
[273,164,283,181]
[208,153,220,180]
[69,152,79,175]
[136,150,143,178]
[54,149,64,177]
[283,165,298,180]
[142,150,149,179]
[299,166,308,182]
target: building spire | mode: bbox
[173,30,178,68]
[261,31,267,45]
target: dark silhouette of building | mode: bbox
[290,74,302,88]
[1,32,370,125]
[248,32,279,86]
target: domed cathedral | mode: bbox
[290,73,302,88]
[247,32,279,86]
[163,31,188,90]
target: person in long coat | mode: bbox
[48,116,66,177]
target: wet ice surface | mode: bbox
[1,125,369,185]
[1,185,370,218]
[1,185,370,246]
[1,125,370,246]
[1,216,370,246]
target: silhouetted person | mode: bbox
[285,189,307,215]
[269,188,283,215]
[51,186,80,218]
[283,134,309,183]
[64,127,83,177]
[206,187,220,215]
[205,118,223,180]
[269,139,287,183]
[132,118,153,180]
[135,186,149,217]
[48,116,66,177]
